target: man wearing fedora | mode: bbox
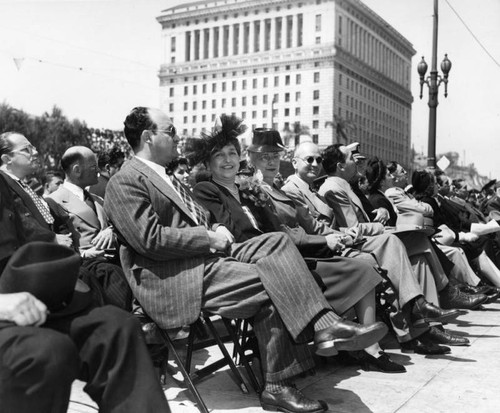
[104,107,389,413]
[0,145,170,412]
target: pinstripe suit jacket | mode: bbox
[104,157,212,329]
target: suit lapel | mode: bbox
[0,171,49,228]
[129,157,198,225]
[58,187,101,228]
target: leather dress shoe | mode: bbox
[411,299,462,326]
[314,319,388,357]
[400,338,451,355]
[423,326,470,346]
[458,284,500,302]
[260,386,327,413]
[357,350,406,373]
[440,284,488,310]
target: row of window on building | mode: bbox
[336,14,410,86]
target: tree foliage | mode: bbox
[0,102,91,169]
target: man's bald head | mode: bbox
[292,141,322,184]
[60,146,98,188]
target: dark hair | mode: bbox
[184,114,245,165]
[42,170,64,186]
[97,146,125,169]
[166,157,190,175]
[0,132,16,165]
[412,170,435,199]
[123,107,156,150]
[321,144,346,175]
[365,157,386,193]
[60,151,84,173]
[386,161,398,175]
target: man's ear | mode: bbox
[0,153,11,165]
[337,161,345,172]
[291,158,298,169]
[141,129,152,144]
[71,162,81,177]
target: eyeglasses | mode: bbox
[11,144,37,157]
[155,124,177,138]
[258,153,281,162]
[299,156,323,165]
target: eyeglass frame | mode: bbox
[153,124,177,138]
[297,156,323,165]
[10,144,37,157]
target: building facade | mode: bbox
[157,0,415,165]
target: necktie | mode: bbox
[171,176,209,228]
[19,181,55,225]
[83,190,97,215]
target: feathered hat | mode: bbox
[184,114,247,165]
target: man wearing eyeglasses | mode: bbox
[0,132,73,247]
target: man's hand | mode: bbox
[55,233,73,248]
[91,227,116,250]
[345,225,364,243]
[459,232,479,243]
[215,226,235,245]
[372,208,390,225]
[0,292,48,326]
[208,230,232,252]
[433,224,455,245]
[325,234,345,253]
[82,246,106,259]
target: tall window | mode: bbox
[314,72,320,83]
[315,14,321,32]
[313,90,319,100]
[171,36,176,52]
[275,17,282,49]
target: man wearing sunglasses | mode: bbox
[283,141,471,352]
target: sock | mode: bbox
[265,379,291,393]
[312,309,340,332]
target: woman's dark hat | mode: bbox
[247,128,285,153]
[0,242,92,320]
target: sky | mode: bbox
[0,0,499,178]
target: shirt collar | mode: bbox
[63,180,85,201]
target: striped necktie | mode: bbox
[19,180,55,225]
[171,176,209,228]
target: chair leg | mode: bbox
[203,316,250,394]
[158,329,210,413]
[222,318,263,394]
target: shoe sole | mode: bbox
[261,403,327,413]
[413,310,465,326]
[315,324,388,357]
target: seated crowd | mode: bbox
[1,108,500,413]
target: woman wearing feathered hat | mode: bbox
[189,116,401,373]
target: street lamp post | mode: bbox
[417,0,452,169]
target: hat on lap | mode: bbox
[0,241,91,318]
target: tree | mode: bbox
[325,115,356,144]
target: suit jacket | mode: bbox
[368,191,398,227]
[317,176,383,236]
[0,171,56,245]
[104,157,212,329]
[282,174,335,226]
[0,174,24,266]
[48,186,109,254]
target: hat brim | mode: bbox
[247,144,285,153]
[384,226,436,237]
[46,290,93,320]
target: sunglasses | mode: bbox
[300,156,323,164]
[155,124,177,138]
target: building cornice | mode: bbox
[158,44,335,81]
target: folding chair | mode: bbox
[138,310,261,413]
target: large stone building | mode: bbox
[157,0,415,165]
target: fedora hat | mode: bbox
[386,212,435,236]
[247,128,285,153]
[0,241,91,319]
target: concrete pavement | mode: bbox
[69,300,500,413]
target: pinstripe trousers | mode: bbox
[202,232,332,382]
